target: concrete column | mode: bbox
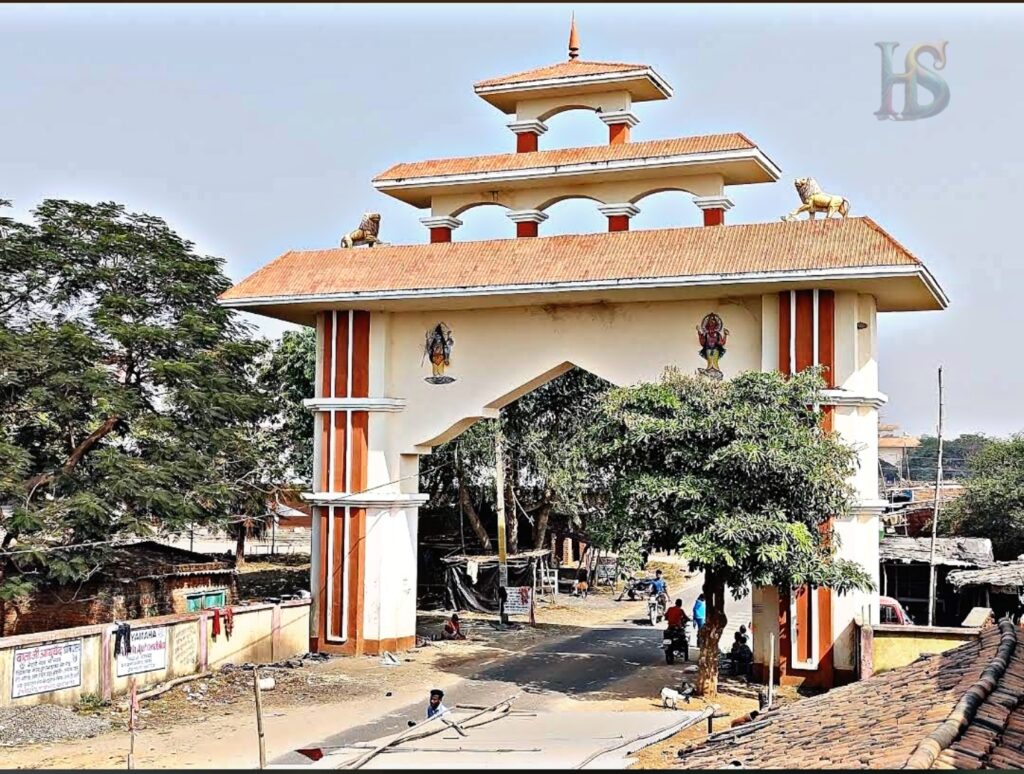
[419,215,463,244]
[507,209,549,238]
[597,203,640,232]
[507,119,548,153]
[598,110,639,145]
[693,196,735,226]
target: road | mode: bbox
[275,573,753,767]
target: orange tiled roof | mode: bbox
[373,134,756,182]
[221,217,921,303]
[474,59,650,88]
[677,621,1024,770]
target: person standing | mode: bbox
[692,593,707,645]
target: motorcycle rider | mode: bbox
[665,598,687,629]
[649,569,668,597]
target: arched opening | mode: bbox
[629,189,703,231]
[541,106,608,149]
[539,196,608,236]
[450,200,512,242]
[416,364,614,609]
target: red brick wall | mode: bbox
[1,574,238,636]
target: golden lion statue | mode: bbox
[339,212,381,248]
[782,178,850,222]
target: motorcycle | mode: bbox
[616,576,654,601]
[663,623,690,664]
[648,591,668,626]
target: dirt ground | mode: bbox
[0,554,768,769]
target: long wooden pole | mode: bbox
[344,694,518,769]
[495,425,508,625]
[127,678,137,770]
[253,666,267,769]
[927,366,944,627]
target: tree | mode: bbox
[585,367,873,697]
[943,435,1024,560]
[419,367,609,554]
[906,433,993,483]
[259,327,316,485]
[0,199,279,595]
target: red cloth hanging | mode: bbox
[224,606,234,638]
[211,607,221,638]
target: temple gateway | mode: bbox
[221,28,946,689]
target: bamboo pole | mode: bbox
[344,694,518,769]
[253,666,267,769]
[573,706,715,769]
[927,366,945,627]
[127,678,137,770]
[495,426,508,625]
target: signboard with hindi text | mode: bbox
[11,639,83,699]
[116,627,168,677]
[503,586,533,616]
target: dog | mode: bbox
[573,580,589,598]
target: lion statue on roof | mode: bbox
[782,178,850,222]
[339,212,381,248]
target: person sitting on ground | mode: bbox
[730,625,753,676]
[665,598,688,630]
[442,613,466,640]
[427,688,449,719]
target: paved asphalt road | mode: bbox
[275,578,752,766]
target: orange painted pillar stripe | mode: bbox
[608,123,630,144]
[607,215,629,232]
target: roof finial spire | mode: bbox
[568,13,580,60]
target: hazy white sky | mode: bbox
[3,3,1022,438]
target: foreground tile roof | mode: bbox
[677,620,1024,769]
[474,59,650,88]
[373,134,756,182]
[880,536,994,568]
[220,217,921,303]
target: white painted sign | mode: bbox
[11,639,83,699]
[503,586,533,616]
[116,626,168,677]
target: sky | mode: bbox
[2,3,1022,438]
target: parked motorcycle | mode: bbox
[663,623,690,664]
[648,591,668,626]
[616,576,654,601]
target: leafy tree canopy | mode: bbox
[0,199,279,595]
[584,366,873,695]
[944,434,1024,560]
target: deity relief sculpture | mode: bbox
[782,178,851,222]
[697,313,729,380]
[339,212,382,248]
[423,323,455,384]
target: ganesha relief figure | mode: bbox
[697,313,729,380]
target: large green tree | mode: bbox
[420,367,610,554]
[585,367,873,697]
[944,435,1024,560]
[259,327,316,485]
[0,199,279,593]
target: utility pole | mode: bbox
[927,366,944,627]
[495,425,509,626]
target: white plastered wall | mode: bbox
[376,297,761,477]
[361,506,419,641]
[430,175,726,219]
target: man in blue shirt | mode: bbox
[692,593,707,644]
[649,569,668,597]
[426,688,449,719]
